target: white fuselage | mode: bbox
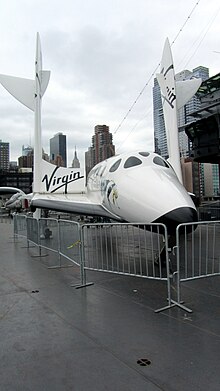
[87,151,197,226]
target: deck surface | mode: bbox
[0,218,220,390]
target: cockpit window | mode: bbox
[153,156,169,168]
[139,152,150,157]
[124,156,142,168]
[109,159,122,172]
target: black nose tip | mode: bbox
[153,207,198,235]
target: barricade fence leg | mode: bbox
[154,247,177,313]
[71,226,94,289]
[161,232,193,313]
[155,229,193,313]
[58,221,62,267]
[29,218,48,258]
[13,214,17,240]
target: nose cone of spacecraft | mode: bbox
[154,206,198,235]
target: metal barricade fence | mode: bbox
[81,222,172,311]
[0,213,12,224]
[13,216,82,270]
[39,218,59,249]
[12,216,174,310]
[58,220,90,286]
[38,218,60,266]
[14,214,27,239]
[26,217,39,246]
[58,219,81,266]
[175,220,220,312]
[13,213,18,236]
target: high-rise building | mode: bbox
[22,145,33,156]
[85,125,115,178]
[18,146,34,170]
[42,149,50,162]
[72,147,80,168]
[200,163,219,198]
[0,140,10,170]
[153,66,209,159]
[50,132,67,167]
[181,158,202,199]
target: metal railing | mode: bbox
[27,217,39,246]
[0,211,12,224]
[81,223,168,279]
[174,220,220,312]
[81,222,172,312]
[14,214,27,239]
[13,215,171,311]
[12,214,220,313]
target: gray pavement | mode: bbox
[1,218,220,390]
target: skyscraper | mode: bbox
[72,147,80,168]
[22,145,33,156]
[153,66,209,159]
[18,147,34,170]
[85,125,115,178]
[50,132,67,167]
[0,140,9,170]
[200,163,220,198]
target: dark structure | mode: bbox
[185,73,220,163]
[0,170,33,194]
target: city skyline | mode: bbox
[2,64,220,172]
[0,1,220,166]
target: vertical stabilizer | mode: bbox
[156,38,182,183]
[0,33,51,218]
[156,38,202,184]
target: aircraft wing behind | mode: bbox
[31,193,122,221]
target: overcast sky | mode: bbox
[0,0,220,167]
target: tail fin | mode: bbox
[156,38,202,184]
[176,78,202,110]
[40,160,85,194]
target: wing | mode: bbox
[0,186,25,195]
[31,193,122,220]
[0,75,35,110]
